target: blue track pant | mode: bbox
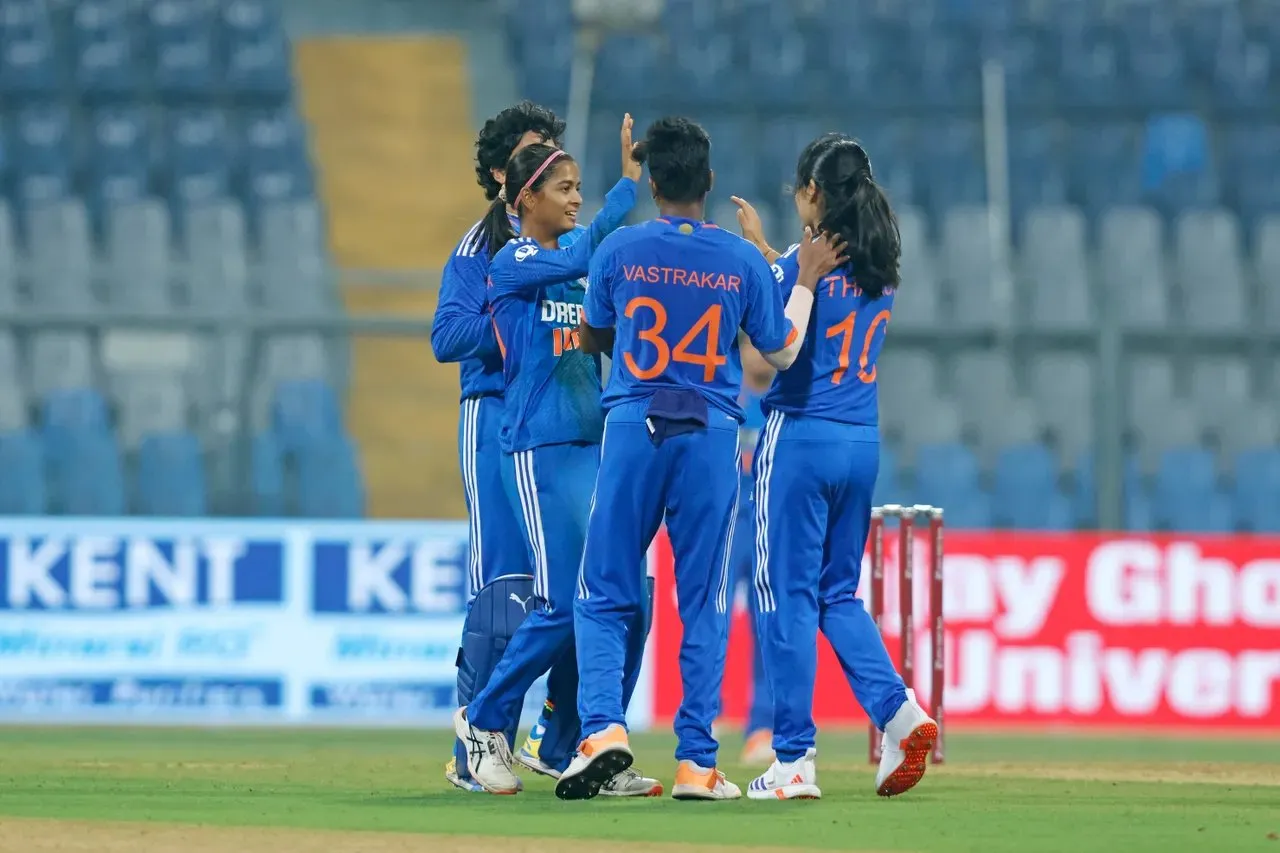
[752,412,907,763]
[731,505,773,736]
[454,401,571,774]
[576,401,739,768]
[468,441,647,764]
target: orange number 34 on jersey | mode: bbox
[623,296,727,382]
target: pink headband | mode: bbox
[518,149,566,203]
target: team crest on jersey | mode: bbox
[514,243,539,262]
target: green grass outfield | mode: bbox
[0,727,1277,852]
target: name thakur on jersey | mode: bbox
[622,264,742,291]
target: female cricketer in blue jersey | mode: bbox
[454,117,661,798]
[555,117,848,802]
[733,134,937,801]
[431,101,580,794]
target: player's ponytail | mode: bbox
[476,143,573,259]
[797,134,901,298]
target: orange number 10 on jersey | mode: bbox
[825,309,891,385]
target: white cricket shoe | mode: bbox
[555,724,635,801]
[875,689,938,798]
[453,707,520,795]
[746,747,821,800]
[600,767,664,797]
[671,760,742,801]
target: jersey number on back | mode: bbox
[825,309,891,385]
[623,296,726,382]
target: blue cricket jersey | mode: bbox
[583,216,792,422]
[738,387,766,507]
[764,242,895,426]
[432,215,587,402]
[487,177,638,452]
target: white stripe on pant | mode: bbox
[752,409,785,613]
[513,449,551,603]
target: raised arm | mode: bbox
[431,244,498,363]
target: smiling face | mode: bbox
[519,159,583,239]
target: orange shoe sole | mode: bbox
[876,721,938,798]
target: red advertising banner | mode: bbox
[649,529,1280,730]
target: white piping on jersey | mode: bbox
[457,220,485,257]
[514,450,551,605]
[461,397,483,595]
[753,409,786,613]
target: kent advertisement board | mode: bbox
[653,530,1280,731]
[0,518,656,728]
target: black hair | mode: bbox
[474,101,567,202]
[476,143,576,259]
[632,117,712,204]
[795,133,901,297]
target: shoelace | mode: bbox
[604,768,640,787]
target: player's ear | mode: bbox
[492,166,506,189]
[648,177,659,202]
[708,169,715,194]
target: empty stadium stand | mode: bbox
[1,0,1277,530]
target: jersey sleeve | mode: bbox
[430,249,497,362]
[741,250,793,354]
[489,178,638,297]
[769,243,802,302]
[583,239,618,328]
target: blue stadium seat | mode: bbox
[87,107,151,229]
[0,430,46,515]
[72,0,139,99]
[1152,447,1234,532]
[1008,123,1068,232]
[595,35,660,106]
[222,0,292,102]
[1233,449,1280,533]
[919,121,985,222]
[166,107,231,216]
[743,26,807,108]
[150,0,218,99]
[1069,123,1143,222]
[1121,452,1152,530]
[1223,124,1280,230]
[1123,29,1191,110]
[1141,113,1209,189]
[758,118,821,205]
[992,444,1074,529]
[1211,41,1272,115]
[11,104,72,207]
[1181,1,1244,73]
[914,441,980,499]
[988,29,1049,108]
[1059,27,1125,109]
[242,108,313,208]
[661,28,736,107]
[0,0,58,99]
[136,431,207,516]
[271,379,342,451]
[251,431,285,516]
[41,387,110,434]
[908,32,981,109]
[56,432,126,516]
[1072,450,1097,529]
[699,116,755,204]
[874,445,902,507]
[296,436,364,518]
